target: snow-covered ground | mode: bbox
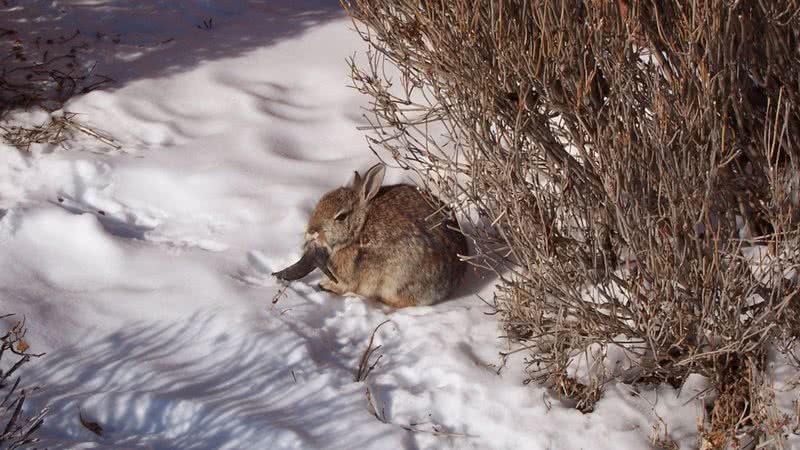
[0,1,710,449]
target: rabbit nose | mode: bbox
[305,231,328,247]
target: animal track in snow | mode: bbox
[55,160,229,251]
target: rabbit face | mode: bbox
[305,164,386,253]
[306,187,364,251]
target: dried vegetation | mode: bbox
[0,316,46,450]
[343,0,800,446]
[1,23,114,150]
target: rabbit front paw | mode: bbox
[318,277,348,296]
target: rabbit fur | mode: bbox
[304,163,467,307]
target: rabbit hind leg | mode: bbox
[379,293,417,308]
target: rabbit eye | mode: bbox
[334,210,350,221]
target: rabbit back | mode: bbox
[330,184,467,306]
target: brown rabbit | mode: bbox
[274,163,467,307]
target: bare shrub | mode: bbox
[0,315,46,449]
[343,0,800,445]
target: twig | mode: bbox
[355,320,391,382]
[364,385,479,438]
[271,284,290,304]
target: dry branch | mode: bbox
[0,316,46,449]
[1,24,116,150]
[356,320,390,382]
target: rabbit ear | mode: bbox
[359,163,385,203]
[350,170,362,188]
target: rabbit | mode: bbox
[274,163,467,307]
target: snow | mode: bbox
[0,1,710,449]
